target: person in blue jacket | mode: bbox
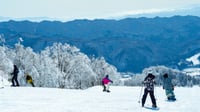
[163,73,176,101]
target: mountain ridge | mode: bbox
[0,16,200,72]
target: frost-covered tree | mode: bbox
[37,50,61,88]
[124,66,198,87]
[0,35,14,85]
[40,43,122,88]
[4,43,61,88]
[142,66,196,87]
[123,73,145,86]
[90,57,122,86]
[42,43,98,89]
[0,46,13,82]
[1,39,123,89]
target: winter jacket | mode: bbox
[163,77,173,90]
[26,74,33,83]
[102,77,113,85]
[143,77,155,91]
[12,65,19,76]
[143,74,156,91]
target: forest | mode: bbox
[0,36,200,89]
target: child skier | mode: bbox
[162,73,176,101]
[102,75,113,92]
[25,74,35,87]
[141,73,157,108]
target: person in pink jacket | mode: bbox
[102,75,113,92]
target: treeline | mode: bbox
[0,41,122,89]
[124,66,200,87]
[1,37,199,89]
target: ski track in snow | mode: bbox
[0,86,199,112]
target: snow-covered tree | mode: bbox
[1,39,199,88]
[91,57,122,86]
[124,66,198,87]
[0,46,13,82]
[41,43,98,89]
[3,43,61,88]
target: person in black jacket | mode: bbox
[11,65,20,87]
[141,73,157,108]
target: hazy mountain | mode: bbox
[0,16,12,22]
[0,16,200,73]
[114,6,200,19]
[0,16,58,22]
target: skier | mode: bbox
[141,73,157,108]
[25,74,35,87]
[162,73,176,101]
[11,65,20,87]
[102,75,113,92]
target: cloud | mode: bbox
[114,9,176,16]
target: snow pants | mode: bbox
[142,88,157,106]
[27,79,35,87]
[11,74,19,86]
[165,89,176,100]
[103,83,110,92]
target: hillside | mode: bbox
[0,16,200,72]
[0,86,199,112]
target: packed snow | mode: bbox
[0,85,199,112]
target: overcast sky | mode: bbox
[0,0,200,20]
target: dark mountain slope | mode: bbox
[0,16,200,72]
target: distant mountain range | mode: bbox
[1,5,200,22]
[0,16,200,73]
[113,6,200,19]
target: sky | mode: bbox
[0,0,200,21]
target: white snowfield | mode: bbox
[0,86,199,112]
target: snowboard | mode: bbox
[166,99,176,102]
[144,106,160,110]
[165,98,176,102]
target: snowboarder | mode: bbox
[102,75,113,92]
[141,73,157,108]
[162,73,176,101]
[11,65,20,87]
[25,74,35,87]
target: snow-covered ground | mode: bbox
[0,86,199,112]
